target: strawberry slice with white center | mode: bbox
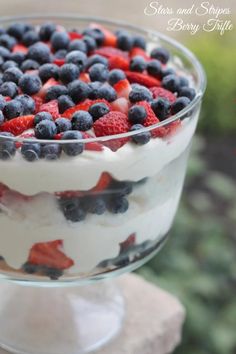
[113,79,132,99]
[111,97,129,114]
[0,115,34,136]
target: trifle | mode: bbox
[0,17,205,283]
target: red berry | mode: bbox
[90,172,112,193]
[39,100,60,119]
[150,86,176,103]
[125,71,161,87]
[82,132,104,152]
[93,46,128,60]
[32,95,43,113]
[0,115,34,136]
[93,111,130,151]
[79,72,90,83]
[113,79,131,99]
[111,97,129,114]
[109,56,129,71]
[130,47,150,61]
[15,131,35,148]
[119,233,136,253]
[0,183,9,199]
[53,58,65,67]
[12,44,28,54]
[90,23,117,47]
[68,31,83,41]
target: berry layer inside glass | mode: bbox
[0,18,202,281]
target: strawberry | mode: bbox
[25,69,39,76]
[130,47,150,61]
[38,78,60,99]
[90,172,112,193]
[82,132,104,152]
[109,56,129,71]
[135,101,164,138]
[111,97,129,114]
[93,111,130,151]
[119,233,136,253]
[113,79,131,99]
[125,71,161,88]
[63,99,112,119]
[15,131,35,148]
[93,46,128,60]
[79,72,90,83]
[39,100,60,119]
[0,115,34,136]
[55,190,84,198]
[150,86,176,103]
[4,96,11,102]
[0,183,9,199]
[28,240,74,270]
[90,23,117,47]
[53,58,65,67]
[68,31,83,40]
[12,44,28,54]
[32,95,43,113]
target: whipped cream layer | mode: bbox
[0,112,199,195]
[0,148,188,274]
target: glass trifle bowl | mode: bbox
[0,15,206,354]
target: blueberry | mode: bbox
[108,69,126,86]
[57,95,74,114]
[62,130,84,156]
[161,67,175,78]
[86,54,108,69]
[21,142,41,161]
[68,39,87,53]
[89,63,109,82]
[88,102,110,121]
[22,30,40,47]
[117,32,133,51]
[151,47,170,64]
[0,82,18,98]
[110,180,133,197]
[59,197,86,222]
[38,63,59,82]
[15,94,35,114]
[129,84,152,103]
[108,196,129,214]
[3,67,23,84]
[51,31,70,51]
[179,76,189,87]
[0,29,5,36]
[3,100,22,120]
[82,35,97,52]
[87,196,106,215]
[34,111,53,125]
[97,84,117,102]
[162,74,180,93]
[45,85,68,102]
[68,80,91,103]
[66,50,87,71]
[130,55,146,72]
[146,60,162,77]
[0,132,16,159]
[43,267,63,280]
[82,28,104,46]
[41,143,61,160]
[0,110,4,125]
[35,120,57,139]
[151,98,170,120]
[171,97,191,114]
[22,262,39,274]
[7,23,26,41]
[178,87,196,101]
[10,51,26,65]
[54,49,67,59]
[88,81,102,99]
[72,110,93,131]
[55,117,72,133]
[0,46,10,60]
[133,36,146,50]
[0,34,16,50]
[0,95,6,111]
[2,60,18,71]
[21,59,39,72]
[128,105,147,124]
[130,124,151,145]
[39,22,56,41]
[27,42,51,64]
[59,63,79,84]
[19,74,42,95]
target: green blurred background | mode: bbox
[1,1,236,353]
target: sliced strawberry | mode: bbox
[0,115,34,136]
[90,23,117,47]
[113,79,131,99]
[93,46,128,60]
[4,96,11,102]
[93,111,130,151]
[79,72,90,83]
[125,71,161,88]
[55,190,84,198]
[68,31,83,40]
[0,183,9,199]
[12,44,28,54]
[109,56,129,71]
[63,99,112,119]
[82,132,104,152]
[54,133,63,140]
[111,97,129,114]
[119,233,136,253]
[91,172,112,193]
[32,95,44,113]
[28,240,74,270]
[150,86,176,103]
[38,78,60,99]
[53,58,65,67]
[15,131,35,148]
[130,47,150,61]
[39,100,60,119]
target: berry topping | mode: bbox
[125,71,161,88]
[57,94,74,113]
[0,81,18,98]
[21,142,41,161]
[151,98,171,121]
[0,115,34,136]
[162,74,180,93]
[129,55,146,72]
[41,143,61,160]
[88,63,109,82]
[71,110,93,131]
[51,31,70,51]
[150,86,177,103]
[22,30,40,47]
[3,67,23,84]
[88,102,110,120]
[39,22,56,41]
[0,132,16,160]
[128,105,147,124]
[68,80,90,103]
[34,111,53,125]
[3,99,23,119]
[171,97,191,114]
[66,50,87,71]
[117,32,133,51]
[130,124,151,145]
[55,117,72,133]
[39,99,60,119]
[21,59,39,72]
[150,47,170,64]
[38,63,59,82]
[113,79,131,99]
[129,84,152,103]
[27,42,51,64]
[62,130,84,156]
[45,84,68,102]
[108,69,126,86]
[68,39,87,53]
[86,54,108,69]
[178,87,196,101]
[19,74,42,95]
[59,63,79,84]
[35,119,57,139]
[146,60,162,78]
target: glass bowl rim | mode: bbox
[0,14,207,145]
